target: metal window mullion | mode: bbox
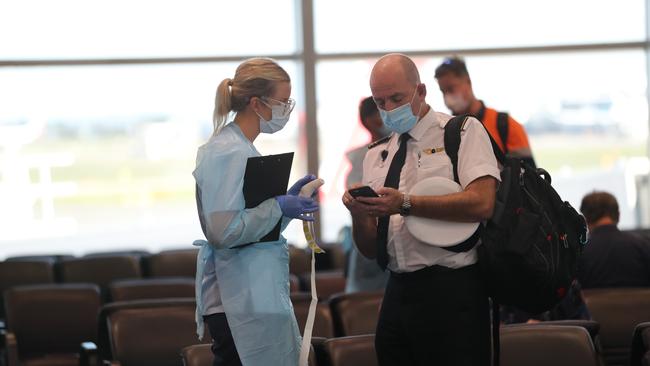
[646,0,650,161]
[298,0,321,239]
[643,0,650,227]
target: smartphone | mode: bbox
[348,185,379,198]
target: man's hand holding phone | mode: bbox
[343,184,374,217]
[348,185,379,198]
[343,184,403,217]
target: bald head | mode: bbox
[369,53,428,115]
[370,53,421,88]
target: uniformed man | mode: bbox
[342,53,500,366]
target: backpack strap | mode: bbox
[444,113,506,170]
[441,114,482,253]
[496,112,509,154]
[444,114,507,179]
[442,115,508,254]
[443,114,469,184]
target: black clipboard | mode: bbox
[242,152,294,243]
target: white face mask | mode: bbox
[257,97,295,134]
[444,93,470,114]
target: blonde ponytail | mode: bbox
[211,58,290,136]
[212,78,233,135]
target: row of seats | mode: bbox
[3,245,650,365]
[180,323,606,366]
[2,242,347,280]
[103,270,344,303]
[2,286,212,366]
[293,291,383,338]
[0,283,614,366]
[582,288,650,366]
[3,290,204,366]
[302,288,650,366]
[0,249,198,312]
[3,284,650,366]
[0,249,196,289]
[0,284,378,365]
[0,248,348,315]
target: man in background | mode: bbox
[342,96,389,293]
[578,191,650,288]
[435,56,536,167]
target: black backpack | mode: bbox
[444,114,587,314]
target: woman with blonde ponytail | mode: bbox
[192,58,319,366]
[211,77,234,134]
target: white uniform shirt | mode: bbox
[361,108,500,273]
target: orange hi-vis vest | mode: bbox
[474,102,531,154]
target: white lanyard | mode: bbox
[298,249,319,366]
[298,179,325,366]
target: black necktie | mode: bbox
[376,133,411,270]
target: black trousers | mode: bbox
[204,313,242,366]
[375,264,491,366]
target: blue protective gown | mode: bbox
[193,122,301,366]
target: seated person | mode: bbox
[578,191,650,289]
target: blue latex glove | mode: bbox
[287,174,317,196]
[275,195,319,221]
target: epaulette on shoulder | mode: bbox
[367,135,391,150]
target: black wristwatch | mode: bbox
[399,193,411,216]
